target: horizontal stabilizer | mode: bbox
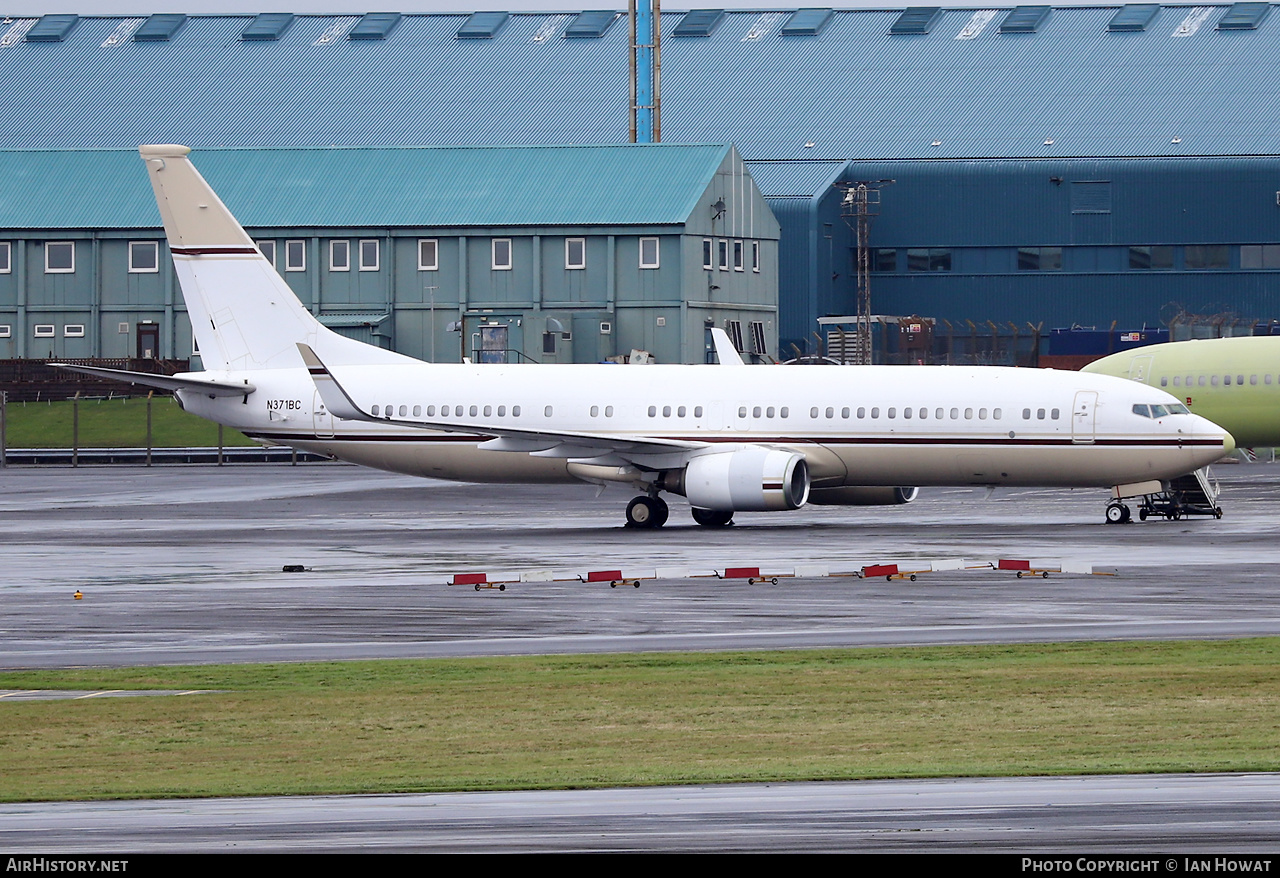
[49,364,255,398]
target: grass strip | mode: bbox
[2,639,1278,802]
[1,397,254,448]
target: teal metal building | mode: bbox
[0,144,779,364]
[2,6,1279,358]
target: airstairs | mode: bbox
[1138,467,1223,520]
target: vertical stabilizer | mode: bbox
[139,144,417,371]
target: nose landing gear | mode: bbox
[1105,502,1131,524]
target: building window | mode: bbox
[329,240,350,271]
[285,240,306,272]
[34,324,55,337]
[639,237,659,269]
[873,248,897,272]
[750,321,766,354]
[733,240,744,271]
[1017,246,1062,271]
[907,248,951,271]
[725,320,744,351]
[128,241,159,273]
[45,242,75,273]
[492,238,512,270]
[256,240,276,267]
[717,239,729,270]
[418,239,438,271]
[1241,245,1280,269]
[566,237,586,270]
[0,242,10,273]
[543,332,557,354]
[0,325,9,338]
[360,239,379,271]
[702,239,713,270]
[752,241,760,273]
[1129,246,1174,270]
[64,324,85,338]
[1186,245,1228,270]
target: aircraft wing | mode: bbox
[49,364,256,398]
[297,343,704,467]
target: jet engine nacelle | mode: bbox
[807,486,919,506]
[664,447,810,511]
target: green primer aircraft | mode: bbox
[1083,336,1280,448]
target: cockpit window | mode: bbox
[1134,402,1189,418]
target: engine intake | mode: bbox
[664,448,810,512]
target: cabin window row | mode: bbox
[806,405,1016,421]
[370,403,525,418]
[1160,373,1280,388]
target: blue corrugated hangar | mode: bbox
[1,5,1278,363]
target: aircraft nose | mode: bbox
[1221,430,1236,456]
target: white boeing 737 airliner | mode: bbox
[60,145,1234,528]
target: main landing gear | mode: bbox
[625,494,669,529]
[623,495,736,529]
[691,507,734,528]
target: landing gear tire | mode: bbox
[1105,503,1130,524]
[626,495,669,529]
[691,507,735,528]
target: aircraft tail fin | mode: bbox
[139,144,418,372]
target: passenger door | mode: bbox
[1072,391,1098,444]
